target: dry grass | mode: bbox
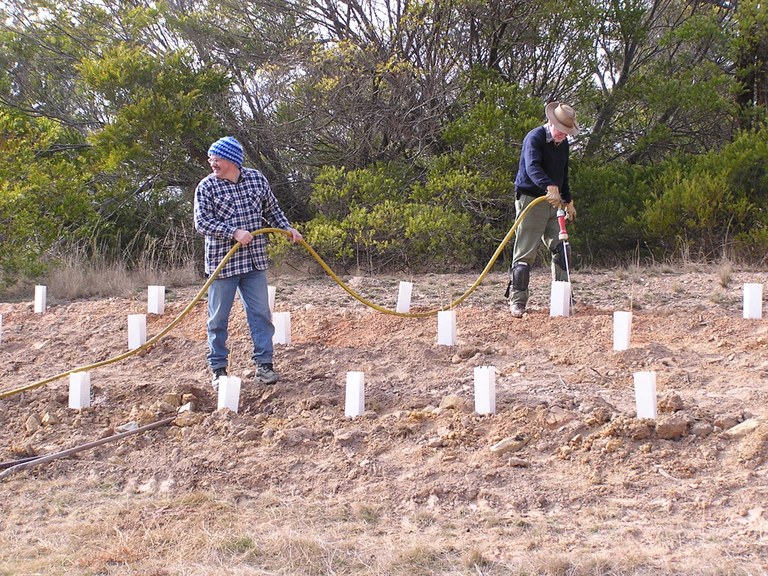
[717,261,733,288]
[1,476,762,576]
[0,252,200,303]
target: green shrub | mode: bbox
[304,201,478,273]
[641,127,768,261]
[310,162,416,218]
[569,159,659,264]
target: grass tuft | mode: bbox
[716,261,733,288]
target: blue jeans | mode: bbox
[207,269,274,371]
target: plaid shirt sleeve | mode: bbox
[194,168,292,278]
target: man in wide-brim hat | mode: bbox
[506,102,579,318]
[545,102,580,136]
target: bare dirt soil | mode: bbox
[1,266,767,575]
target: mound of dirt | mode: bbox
[1,268,767,574]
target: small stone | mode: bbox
[439,395,463,410]
[236,427,261,441]
[115,421,139,433]
[656,416,688,440]
[41,412,60,426]
[490,434,529,455]
[25,415,41,432]
[658,393,684,413]
[691,421,714,437]
[427,436,446,448]
[721,417,763,439]
[333,430,363,447]
[161,393,182,407]
[155,401,178,414]
[173,412,205,427]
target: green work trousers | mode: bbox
[510,194,569,307]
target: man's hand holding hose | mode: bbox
[546,184,576,222]
[234,227,303,245]
[545,185,562,207]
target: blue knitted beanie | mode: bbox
[208,136,244,168]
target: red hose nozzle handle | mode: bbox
[557,208,568,240]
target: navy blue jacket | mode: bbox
[514,125,571,203]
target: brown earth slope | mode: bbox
[1,267,767,575]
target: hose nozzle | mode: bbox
[557,208,568,240]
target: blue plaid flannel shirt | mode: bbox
[194,167,292,278]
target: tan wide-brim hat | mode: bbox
[545,102,579,136]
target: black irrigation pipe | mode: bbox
[0,416,176,481]
[0,455,39,470]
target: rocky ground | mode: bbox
[1,265,767,575]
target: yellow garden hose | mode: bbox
[0,196,547,399]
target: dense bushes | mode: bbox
[568,160,657,265]
[0,110,98,286]
[302,126,768,272]
[545,128,768,267]
[4,107,767,289]
[640,128,768,263]
[304,164,481,273]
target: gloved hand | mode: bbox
[545,185,562,207]
[565,202,577,222]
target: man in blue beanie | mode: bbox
[507,102,578,318]
[194,136,303,388]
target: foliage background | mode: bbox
[1,0,767,287]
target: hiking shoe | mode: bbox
[256,363,279,385]
[510,303,526,318]
[211,367,227,391]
